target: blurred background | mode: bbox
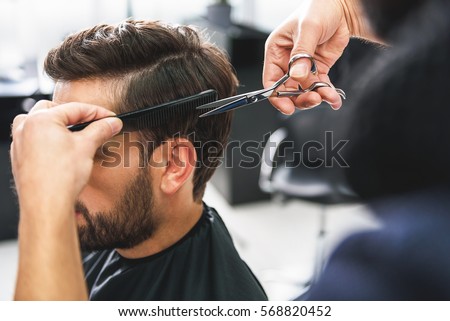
[0,0,380,300]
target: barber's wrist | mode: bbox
[340,0,379,42]
[18,190,75,222]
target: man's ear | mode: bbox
[153,138,197,196]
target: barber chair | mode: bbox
[259,104,358,298]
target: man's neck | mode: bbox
[116,198,203,259]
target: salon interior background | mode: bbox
[0,0,297,70]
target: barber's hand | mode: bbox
[263,0,368,114]
[10,101,123,209]
[11,102,122,300]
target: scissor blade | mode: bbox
[199,97,249,117]
[196,94,247,110]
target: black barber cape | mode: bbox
[83,204,267,300]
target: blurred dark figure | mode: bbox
[307,0,450,299]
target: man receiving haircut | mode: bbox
[39,20,267,300]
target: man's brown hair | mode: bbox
[44,20,238,201]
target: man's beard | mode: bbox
[76,169,157,251]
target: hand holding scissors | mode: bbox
[197,53,345,117]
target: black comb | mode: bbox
[69,89,218,132]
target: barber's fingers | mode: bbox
[10,99,53,134]
[47,102,115,126]
[11,114,28,136]
[76,117,123,155]
[265,82,339,114]
[12,102,121,156]
[263,25,341,112]
[267,76,342,113]
[12,100,67,136]
[290,40,343,110]
[12,101,116,134]
[263,45,298,114]
[47,103,122,152]
[315,73,342,110]
[266,63,342,112]
[289,19,344,109]
[292,73,343,110]
[289,55,343,109]
[263,20,297,114]
[264,67,297,115]
[28,100,58,114]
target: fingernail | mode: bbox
[280,109,295,116]
[323,100,338,110]
[302,102,321,110]
[330,102,342,110]
[106,117,123,135]
[291,63,309,78]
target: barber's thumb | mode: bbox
[82,117,123,148]
[104,117,123,136]
[290,60,310,80]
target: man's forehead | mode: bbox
[53,79,143,144]
[52,78,117,112]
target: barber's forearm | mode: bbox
[15,200,88,300]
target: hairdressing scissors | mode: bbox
[197,53,346,117]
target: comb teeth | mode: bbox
[69,89,218,132]
[121,89,219,131]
